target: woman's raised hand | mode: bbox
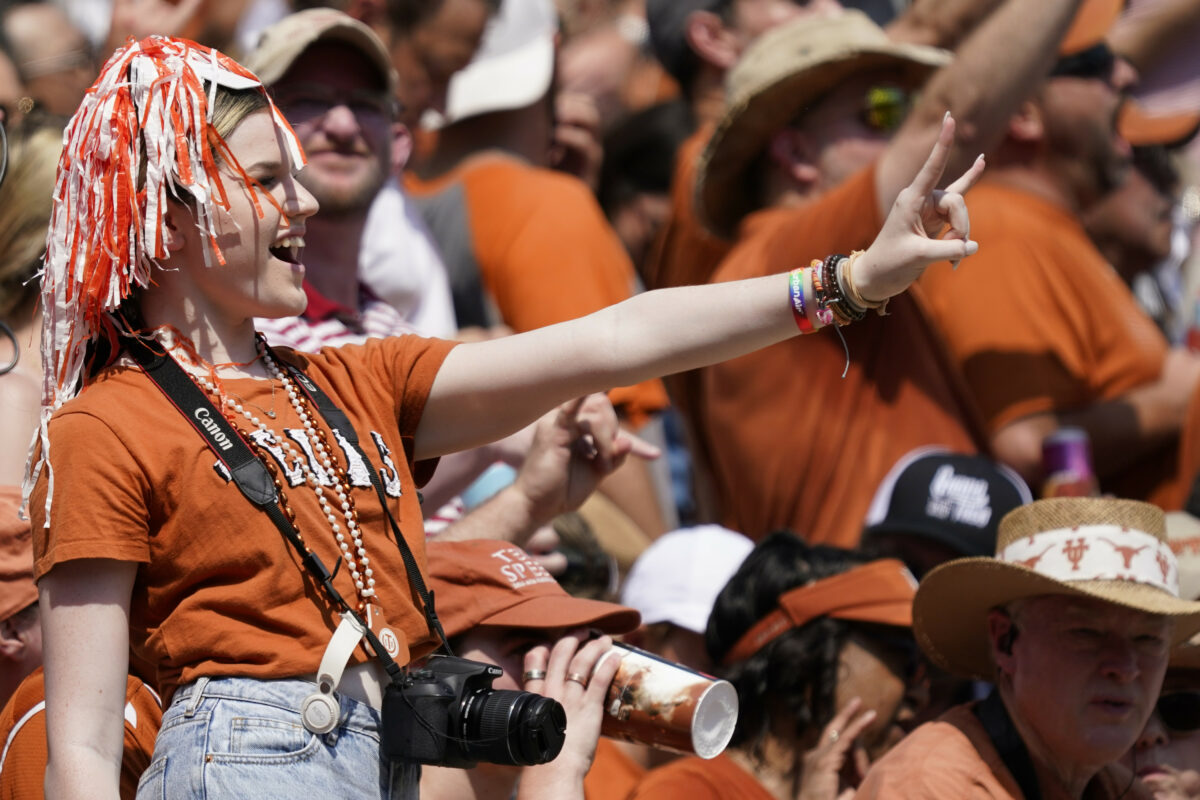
[796,697,877,800]
[852,113,985,304]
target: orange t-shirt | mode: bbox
[408,155,668,428]
[697,166,987,546]
[584,739,648,800]
[627,752,773,799]
[0,668,161,800]
[641,122,730,291]
[918,180,1173,502]
[31,336,457,700]
[855,703,1150,799]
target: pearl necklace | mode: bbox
[195,340,377,608]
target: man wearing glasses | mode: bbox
[1126,638,1200,800]
[246,7,457,345]
[684,0,1090,550]
[917,5,1200,508]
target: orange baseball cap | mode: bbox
[1060,0,1124,56]
[1119,99,1200,147]
[427,539,641,637]
[0,486,37,620]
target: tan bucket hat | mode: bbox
[694,10,951,239]
[914,498,1200,680]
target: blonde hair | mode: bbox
[0,119,66,320]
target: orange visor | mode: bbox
[722,559,917,665]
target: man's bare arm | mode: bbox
[886,0,1006,50]
[992,349,1200,484]
[876,0,1084,220]
[1110,0,1200,74]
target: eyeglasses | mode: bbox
[19,48,94,80]
[860,86,913,134]
[1157,691,1200,732]
[271,84,399,121]
[1050,43,1117,81]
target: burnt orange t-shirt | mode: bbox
[408,155,668,428]
[641,122,731,292]
[31,336,457,700]
[918,180,1173,502]
[584,738,648,800]
[698,166,987,546]
[855,703,1151,799]
[627,752,773,799]
[0,668,161,799]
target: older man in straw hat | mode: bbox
[857,497,1200,799]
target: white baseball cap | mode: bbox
[440,0,557,125]
[621,525,754,634]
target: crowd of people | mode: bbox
[0,0,1198,798]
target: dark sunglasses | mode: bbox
[271,84,400,120]
[860,86,913,134]
[1050,43,1117,81]
[1157,691,1200,732]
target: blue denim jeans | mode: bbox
[137,676,419,799]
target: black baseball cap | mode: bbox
[863,448,1033,560]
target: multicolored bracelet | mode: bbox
[788,260,845,333]
[788,268,814,333]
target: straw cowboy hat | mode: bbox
[914,498,1200,680]
[694,10,950,239]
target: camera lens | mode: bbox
[462,689,567,766]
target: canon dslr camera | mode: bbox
[381,654,567,768]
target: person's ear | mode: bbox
[685,10,740,71]
[986,609,1018,678]
[768,128,821,188]
[1006,99,1044,144]
[161,198,189,253]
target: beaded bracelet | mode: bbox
[790,256,881,333]
[810,263,835,327]
[804,265,831,328]
[822,254,866,323]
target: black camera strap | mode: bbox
[973,688,1042,800]
[274,348,451,654]
[127,336,447,681]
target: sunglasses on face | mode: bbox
[1157,691,1200,732]
[860,86,913,134]
[271,84,399,121]
[1050,43,1117,81]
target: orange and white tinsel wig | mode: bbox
[27,36,305,521]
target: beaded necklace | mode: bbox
[193,338,378,618]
